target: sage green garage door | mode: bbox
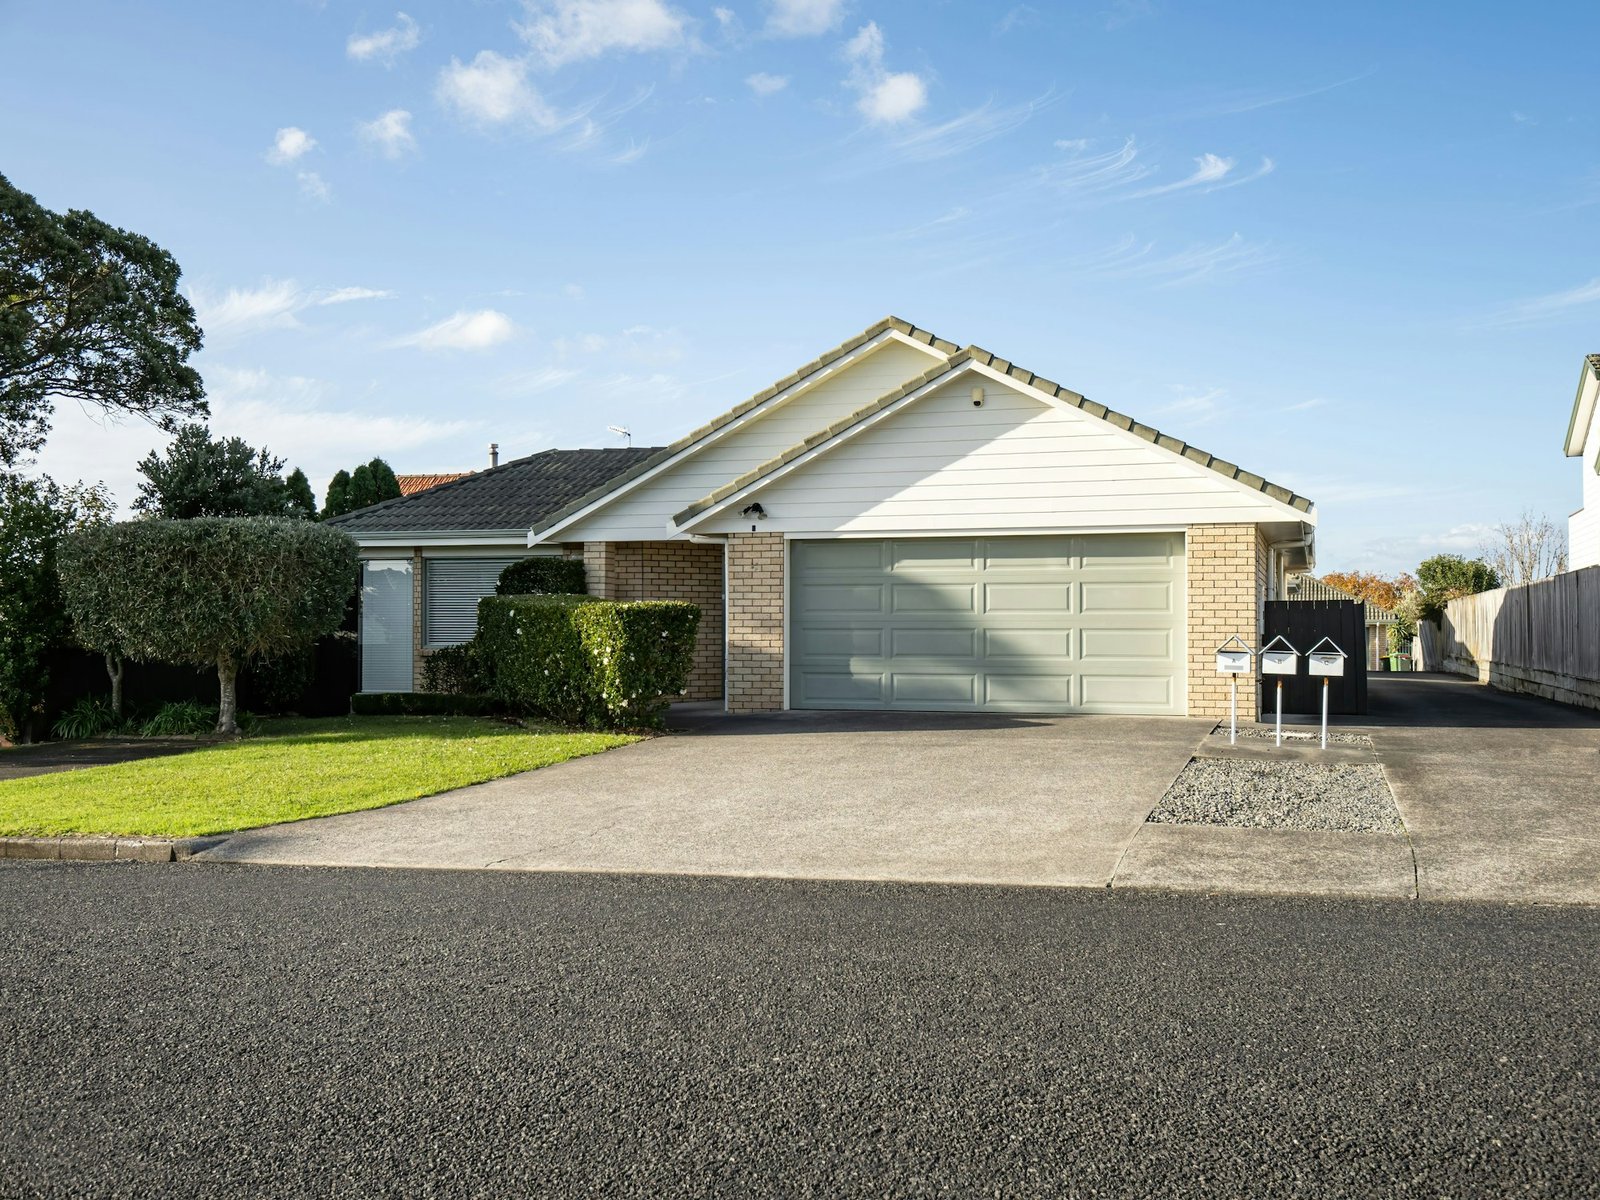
[790,534,1186,715]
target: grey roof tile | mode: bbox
[326,447,661,535]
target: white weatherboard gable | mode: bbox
[1572,365,1600,569]
[686,365,1314,536]
[542,335,946,543]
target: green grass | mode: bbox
[0,716,639,839]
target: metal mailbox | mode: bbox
[1215,635,1254,676]
[1307,637,1347,678]
[1260,635,1299,676]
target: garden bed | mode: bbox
[1150,758,1404,834]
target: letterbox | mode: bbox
[1260,635,1299,676]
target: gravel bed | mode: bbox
[1151,758,1403,833]
[1214,723,1374,748]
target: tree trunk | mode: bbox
[217,655,239,735]
[106,652,124,717]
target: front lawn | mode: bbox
[0,716,638,839]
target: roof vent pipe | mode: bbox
[489,443,499,468]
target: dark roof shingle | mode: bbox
[328,448,661,535]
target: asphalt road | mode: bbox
[2,863,1597,1198]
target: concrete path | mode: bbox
[1369,674,1600,904]
[200,707,1208,887]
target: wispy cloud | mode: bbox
[994,6,1039,35]
[888,90,1056,162]
[1473,277,1600,329]
[437,52,564,129]
[843,22,927,125]
[746,72,790,96]
[346,12,421,65]
[359,109,418,158]
[1125,152,1275,198]
[1104,0,1152,30]
[1072,232,1276,287]
[1034,137,1153,197]
[1157,386,1229,424]
[295,171,331,203]
[1175,71,1373,120]
[395,310,517,351]
[493,366,581,397]
[190,280,391,337]
[516,0,688,67]
[765,0,846,37]
[610,138,650,164]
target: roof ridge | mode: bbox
[672,342,1313,527]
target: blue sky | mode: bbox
[4,0,1598,572]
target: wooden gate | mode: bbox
[1260,599,1368,715]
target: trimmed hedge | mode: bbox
[477,595,699,729]
[351,691,499,717]
[421,643,488,694]
[497,557,586,596]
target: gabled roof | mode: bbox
[328,448,660,535]
[671,344,1315,529]
[1564,353,1600,459]
[397,472,473,497]
[527,316,956,539]
[1287,574,1396,624]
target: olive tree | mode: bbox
[59,518,357,733]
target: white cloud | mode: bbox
[359,108,418,158]
[610,138,650,164]
[887,91,1053,161]
[1072,232,1276,287]
[266,127,316,165]
[766,0,845,37]
[1035,137,1153,197]
[395,310,517,351]
[436,51,562,128]
[843,22,926,125]
[296,170,331,203]
[1128,152,1274,199]
[746,72,789,96]
[189,280,389,337]
[516,0,687,67]
[1157,386,1229,425]
[1475,277,1600,328]
[346,12,421,65]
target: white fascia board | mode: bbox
[1566,369,1598,457]
[674,359,1315,534]
[351,529,534,549]
[528,330,941,546]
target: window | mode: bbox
[360,560,414,692]
[423,557,530,647]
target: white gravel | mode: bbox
[1151,758,1404,834]
[1214,724,1374,748]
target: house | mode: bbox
[1285,573,1397,669]
[396,472,473,497]
[1565,354,1599,570]
[335,317,1317,719]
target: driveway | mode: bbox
[199,707,1209,886]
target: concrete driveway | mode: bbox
[200,707,1209,886]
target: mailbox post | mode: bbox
[1259,636,1299,746]
[1214,636,1256,744]
[1306,637,1347,749]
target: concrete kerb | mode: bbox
[0,836,229,863]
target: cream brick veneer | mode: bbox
[724,532,785,713]
[583,540,725,701]
[1185,524,1269,720]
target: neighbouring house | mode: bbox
[1565,353,1600,570]
[336,317,1317,719]
[1285,573,1397,669]
[396,472,473,497]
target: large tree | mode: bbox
[1319,570,1418,612]
[1415,553,1500,621]
[132,422,309,518]
[0,474,111,741]
[0,172,206,466]
[1482,510,1568,587]
[321,457,402,518]
[58,518,357,733]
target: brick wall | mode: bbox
[583,540,725,701]
[725,532,785,713]
[1185,524,1268,720]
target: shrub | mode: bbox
[140,700,219,737]
[350,691,499,717]
[51,695,123,740]
[243,647,315,713]
[476,595,699,729]
[421,643,488,694]
[496,557,586,596]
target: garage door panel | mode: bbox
[982,629,1073,660]
[891,674,977,704]
[1080,580,1174,613]
[891,627,979,658]
[984,582,1073,614]
[891,582,976,613]
[791,535,1184,715]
